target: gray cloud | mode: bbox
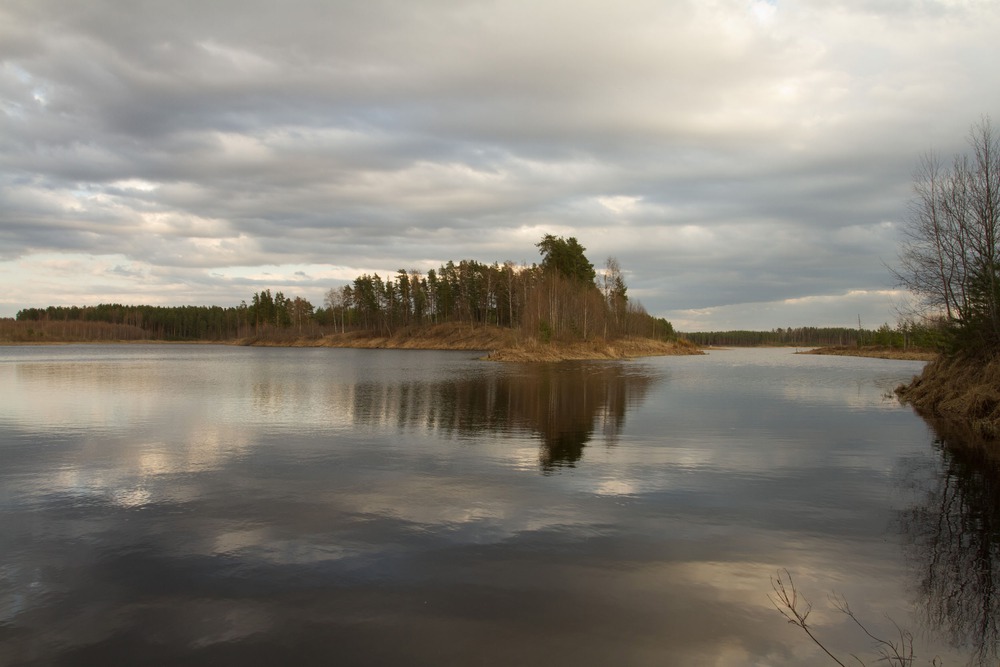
[2,0,999,328]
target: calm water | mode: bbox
[0,345,996,665]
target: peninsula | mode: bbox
[5,235,700,361]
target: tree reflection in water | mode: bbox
[511,364,655,471]
[349,362,659,472]
[898,418,1000,664]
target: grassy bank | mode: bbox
[897,353,1000,441]
[1,320,701,361]
[802,345,938,361]
[241,323,702,361]
[483,336,701,361]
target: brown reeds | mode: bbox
[2,317,702,362]
[306,323,700,361]
[897,353,1000,441]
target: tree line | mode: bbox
[681,319,945,349]
[15,303,249,340]
[14,235,675,343]
[324,236,672,341]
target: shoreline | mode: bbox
[799,345,938,362]
[896,352,1000,442]
[1,324,703,362]
[239,330,704,361]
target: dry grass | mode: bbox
[4,318,703,362]
[485,336,702,362]
[803,345,938,361]
[245,323,703,361]
[248,323,520,352]
[897,353,1000,441]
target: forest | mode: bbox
[10,235,675,344]
[683,319,946,349]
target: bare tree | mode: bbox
[893,117,1000,351]
[602,257,627,338]
[324,286,348,333]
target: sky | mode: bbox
[2,0,999,331]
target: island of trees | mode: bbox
[893,117,1000,441]
[4,235,694,361]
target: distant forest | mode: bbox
[7,235,947,349]
[10,235,675,343]
[683,320,945,349]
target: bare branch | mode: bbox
[770,569,849,667]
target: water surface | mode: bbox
[0,345,993,665]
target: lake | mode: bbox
[0,344,996,666]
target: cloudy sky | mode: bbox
[2,0,999,331]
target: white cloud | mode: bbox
[1,0,999,328]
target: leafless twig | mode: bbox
[770,569,850,667]
[770,570,942,666]
[831,593,915,666]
